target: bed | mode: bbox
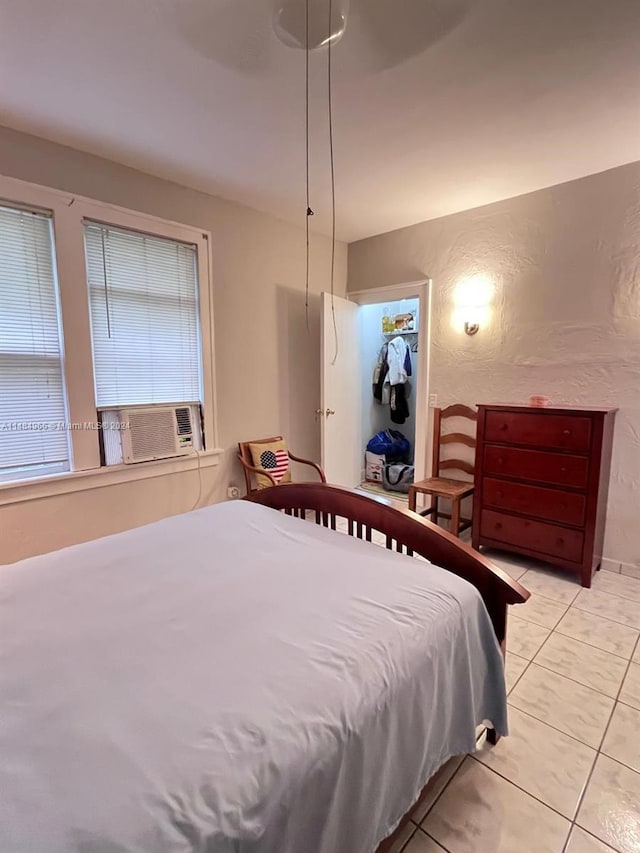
[0,483,528,853]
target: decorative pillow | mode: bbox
[249,439,292,489]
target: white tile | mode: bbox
[591,570,640,604]
[620,663,640,711]
[566,826,619,852]
[534,633,628,698]
[602,703,640,774]
[513,593,568,629]
[573,588,640,630]
[423,758,570,853]
[482,549,533,581]
[634,642,640,665]
[508,664,615,748]
[378,819,416,853]
[505,653,529,694]
[555,608,639,659]
[507,615,551,660]
[403,829,447,852]
[491,561,528,581]
[410,755,464,824]
[475,706,596,818]
[518,567,581,605]
[577,754,640,853]
[371,530,388,547]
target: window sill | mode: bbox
[0,449,225,507]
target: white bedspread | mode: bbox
[0,500,507,853]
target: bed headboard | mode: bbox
[246,482,529,648]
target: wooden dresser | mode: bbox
[472,405,616,587]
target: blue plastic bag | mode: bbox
[366,429,410,461]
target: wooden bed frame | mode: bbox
[248,482,530,745]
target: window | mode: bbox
[84,222,202,407]
[0,175,217,498]
[0,205,69,482]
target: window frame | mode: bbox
[0,174,220,503]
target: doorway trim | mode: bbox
[348,279,432,485]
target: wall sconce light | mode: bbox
[453,274,494,336]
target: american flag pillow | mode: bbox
[248,439,292,489]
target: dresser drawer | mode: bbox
[483,445,589,489]
[482,478,586,527]
[480,509,584,563]
[484,411,592,452]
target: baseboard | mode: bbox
[621,561,640,580]
[601,557,640,580]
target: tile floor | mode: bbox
[380,553,640,853]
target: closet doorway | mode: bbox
[320,280,431,494]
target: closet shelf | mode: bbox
[382,330,418,336]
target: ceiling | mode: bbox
[1,0,639,243]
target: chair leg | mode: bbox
[408,487,416,513]
[432,496,439,525]
[451,498,461,538]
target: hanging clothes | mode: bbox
[372,337,413,423]
[390,336,411,425]
[390,384,409,424]
[404,346,412,377]
[387,336,411,385]
[372,343,389,402]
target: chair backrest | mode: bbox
[432,404,477,480]
[238,436,285,494]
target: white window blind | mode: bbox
[0,205,69,483]
[84,222,202,408]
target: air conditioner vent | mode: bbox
[128,409,178,461]
[175,407,192,436]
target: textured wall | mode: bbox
[0,126,346,562]
[348,162,640,572]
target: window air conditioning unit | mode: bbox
[101,404,202,465]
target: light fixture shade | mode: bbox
[452,274,495,335]
[273,0,350,50]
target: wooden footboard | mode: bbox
[247,483,529,648]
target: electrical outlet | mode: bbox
[227,485,241,499]
[429,393,438,408]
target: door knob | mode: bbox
[315,408,323,415]
[326,408,336,416]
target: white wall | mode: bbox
[348,161,640,573]
[0,126,347,563]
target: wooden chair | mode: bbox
[237,436,326,497]
[408,405,477,537]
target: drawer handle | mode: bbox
[563,429,571,436]
[560,467,567,473]
[495,523,503,530]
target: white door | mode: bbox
[321,292,362,487]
